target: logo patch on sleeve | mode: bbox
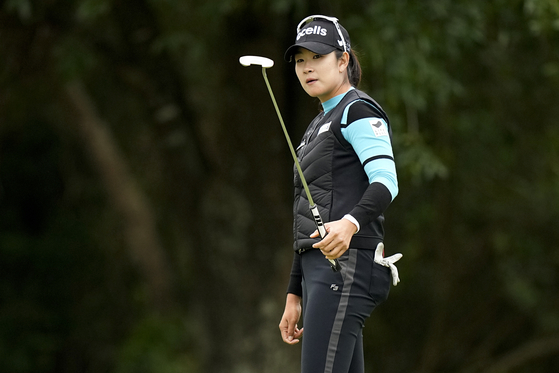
[370,119,389,137]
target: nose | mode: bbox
[304,65,314,74]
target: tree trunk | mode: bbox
[65,80,173,311]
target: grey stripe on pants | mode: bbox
[324,249,358,373]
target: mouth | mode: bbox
[306,78,318,84]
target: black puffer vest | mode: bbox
[293,88,391,252]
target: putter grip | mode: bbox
[310,205,341,272]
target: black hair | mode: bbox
[335,49,362,87]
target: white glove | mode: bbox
[374,242,403,286]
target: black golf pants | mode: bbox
[300,247,391,373]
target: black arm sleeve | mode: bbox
[348,182,393,228]
[286,252,303,296]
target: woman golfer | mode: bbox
[278,15,401,373]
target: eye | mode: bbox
[313,54,322,59]
[295,58,304,63]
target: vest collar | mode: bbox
[322,87,355,114]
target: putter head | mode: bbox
[239,55,274,68]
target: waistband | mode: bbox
[297,247,313,255]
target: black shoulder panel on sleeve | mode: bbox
[346,100,384,127]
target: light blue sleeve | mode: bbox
[341,115,399,200]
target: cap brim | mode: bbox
[284,42,338,61]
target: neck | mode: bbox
[319,81,352,103]
[322,86,355,114]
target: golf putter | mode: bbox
[239,55,341,272]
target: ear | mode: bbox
[339,51,350,72]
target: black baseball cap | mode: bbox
[284,17,351,62]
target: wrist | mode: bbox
[342,214,360,233]
[286,293,301,305]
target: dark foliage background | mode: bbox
[1,0,558,372]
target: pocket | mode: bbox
[336,253,350,283]
[369,262,391,305]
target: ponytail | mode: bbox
[336,49,362,87]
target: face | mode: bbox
[294,48,350,103]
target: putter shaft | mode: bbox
[261,67,341,272]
